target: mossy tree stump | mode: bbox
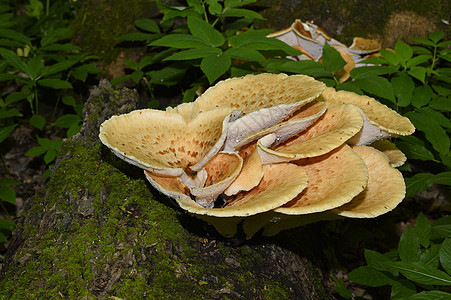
[0,81,333,299]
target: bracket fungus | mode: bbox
[100,73,414,239]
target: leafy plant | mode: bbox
[329,32,451,197]
[337,213,451,299]
[114,0,301,102]
[0,177,20,244]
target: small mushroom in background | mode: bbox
[268,19,382,82]
[99,73,414,239]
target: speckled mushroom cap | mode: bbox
[191,73,326,150]
[333,145,406,218]
[99,107,233,176]
[257,103,364,163]
[320,87,415,145]
[175,163,308,217]
[275,144,368,215]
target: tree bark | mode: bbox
[0,81,334,299]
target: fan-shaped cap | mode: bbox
[99,107,233,176]
[320,87,415,145]
[275,144,368,215]
[371,140,407,168]
[144,170,191,201]
[192,74,325,150]
[258,103,364,163]
[348,37,381,54]
[175,163,308,217]
[224,145,264,196]
[190,152,243,208]
[333,145,406,217]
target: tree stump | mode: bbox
[0,81,334,299]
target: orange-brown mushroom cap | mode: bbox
[275,144,368,215]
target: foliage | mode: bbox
[337,32,451,197]
[113,0,302,103]
[0,0,101,244]
[334,213,451,299]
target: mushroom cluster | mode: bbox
[99,74,414,239]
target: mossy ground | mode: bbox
[0,138,306,299]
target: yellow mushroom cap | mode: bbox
[99,107,233,176]
[333,145,406,218]
[370,140,407,168]
[348,37,381,54]
[175,163,308,217]
[144,170,191,201]
[320,87,415,145]
[275,144,368,215]
[258,103,364,163]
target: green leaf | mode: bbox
[66,122,81,137]
[430,172,451,187]
[0,28,31,46]
[25,145,46,157]
[40,28,70,47]
[0,185,15,205]
[29,114,46,130]
[364,249,392,272]
[440,238,451,275]
[385,261,451,285]
[187,16,224,47]
[406,110,450,155]
[406,291,451,300]
[404,173,435,197]
[390,280,416,300]
[395,136,435,161]
[395,40,413,67]
[429,32,444,43]
[130,70,143,84]
[5,92,26,104]
[0,219,15,233]
[150,34,210,48]
[225,0,257,8]
[420,244,440,268]
[0,108,21,119]
[37,137,55,150]
[219,8,264,20]
[147,64,187,86]
[411,85,433,108]
[135,18,160,33]
[62,96,76,107]
[52,114,81,128]
[0,47,29,74]
[166,47,221,60]
[399,226,421,262]
[0,178,21,186]
[201,53,231,83]
[408,66,427,83]
[0,231,6,243]
[412,37,435,47]
[207,0,222,15]
[347,266,394,287]
[407,54,432,68]
[391,72,414,107]
[225,47,265,62]
[431,224,451,241]
[38,78,73,90]
[353,75,395,103]
[380,49,400,66]
[0,124,16,143]
[44,60,78,77]
[110,75,130,86]
[43,149,57,164]
[350,65,397,79]
[228,29,272,48]
[322,42,347,73]
[415,212,431,248]
[124,59,138,70]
